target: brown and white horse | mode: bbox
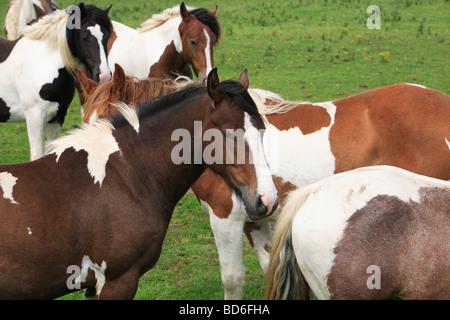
[4,0,58,40]
[266,165,450,300]
[78,72,450,299]
[192,83,450,299]
[0,69,278,299]
[107,3,220,82]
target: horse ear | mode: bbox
[207,68,222,104]
[104,4,112,15]
[211,5,218,16]
[77,68,98,97]
[180,2,191,23]
[79,3,86,17]
[112,63,127,96]
[239,69,249,90]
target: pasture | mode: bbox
[0,0,448,300]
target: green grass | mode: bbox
[0,0,448,300]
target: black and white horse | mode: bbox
[0,4,113,160]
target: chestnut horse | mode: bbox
[266,165,450,300]
[78,72,450,299]
[4,0,59,40]
[0,4,113,160]
[0,69,278,299]
[108,2,220,82]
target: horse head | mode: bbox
[178,2,220,82]
[204,68,278,219]
[66,3,113,84]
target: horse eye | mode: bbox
[190,39,197,46]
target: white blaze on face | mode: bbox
[203,29,213,78]
[0,172,19,205]
[87,24,111,83]
[243,113,278,214]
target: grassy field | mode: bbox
[0,0,448,300]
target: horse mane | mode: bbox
[21,9,80,78]
[248,88,308,115]
[137,5,221,40]
[137,5,195,33]
[82,75,204,123]
[5,0,37,40]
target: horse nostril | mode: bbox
[256,194,268,216]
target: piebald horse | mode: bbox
[0,4,113,160]
[4,0,59,40]
[266,165,450,300]
[108,2,220,82]
[0,69,278,299]
[77,70,450,299]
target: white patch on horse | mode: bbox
[244,113,277,213]
[27,227,32,235]
[74,255,107,297]
[113,102,140,133]
[203,29,213,77]
[87,24,111,83]
[32,0,45,11]
[445,137,450,151]
[262,101,337,187]
[47,120,120,186]
[406,83,427,89]
[0,172,19,205]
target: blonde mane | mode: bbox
[137,4,196,33]
[248,88,308,115]
[5,0,37,40]
[21,9,81,78]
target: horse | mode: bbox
[4,0,59,40]
[266,165,450,300]
[77,63,203,124]
[77,72,450,299]
[0,68,278,299]
[0,4,113,161]
[107,2,220,82]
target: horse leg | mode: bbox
[24,107,45,161]
[207,202,247,300]
[244,220,273,275]
[44,121,62,154]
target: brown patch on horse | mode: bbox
[0,38,19,63]
[329,84,450,180]
[33,0,53,19]
[107,29,117,55]
[327,187,450,299]
[272,176,297,204]
[148,41,187,78]
[266,104,331,135]
[191,169,234,219]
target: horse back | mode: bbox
[330,84,450,179]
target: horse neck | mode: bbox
[114,92,211,204]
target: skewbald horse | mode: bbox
[266,165,450,300]
[0,69,278,299]
[107,2,220,82]
[78,68,450,299]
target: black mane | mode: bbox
[112,80,264,128]
[81,5,113,30]
[189,8,221,41]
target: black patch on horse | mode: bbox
[39,68,75,125]
[0,98,11,122]
[0,38,20,64]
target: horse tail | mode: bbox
[265,187,312,300]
